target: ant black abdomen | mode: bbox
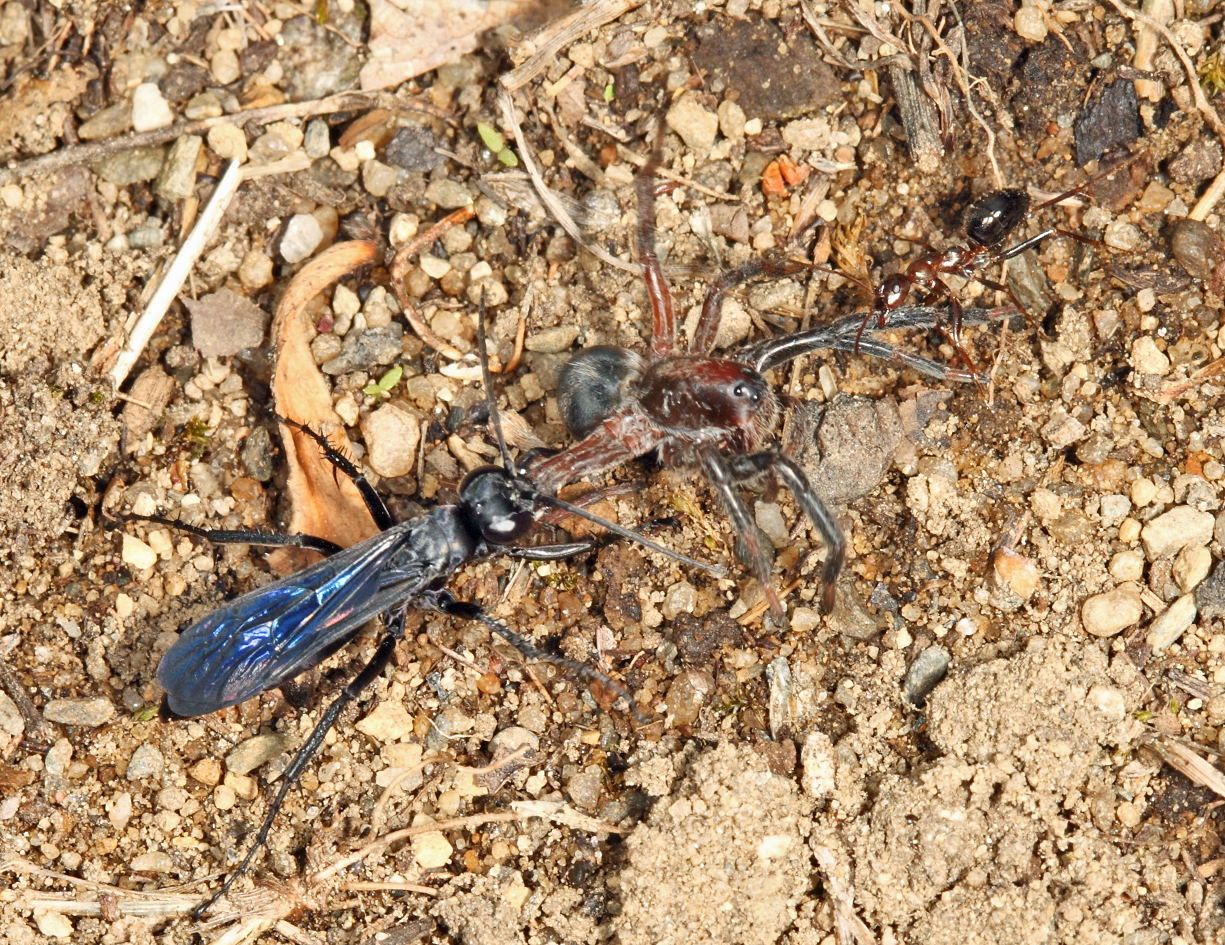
[963,188,1031,249]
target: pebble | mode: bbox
[126,743,164,780]
[361,402,421,478]
[183,288,268,357]
[332,283,361,317]
[92,145,166,185]
[1108,550,1145,582]
[207,124,247,162]
[43,697,115,727]
[363,286,394,327]
[903,645,950,706]
[213,783,237,810]
[661,581,697,621]
[188,757,222,785]
[1207,694,1225,724]
[475,196,507,227]
[33,910,73,939]
[1104,220,1142,251]
[1169,218,1221,280]
[184,91,224,120]
[1174,544,1212,592]
[109,791,132,830]
[419,255,451,279]
[1116,801,1142,828]
[663,670,712,726]
[78,102,133,140]
[1142,506,1214,560]
[311,333,344,364]
[0,183,20,208]
[155,134,202,202]
[389,213,419,247]
[226,733,291,776]
[1131,477,1157,507]
[304,119,331,158]
[718,99,747,140]
[1088,683,1127,721]
[321,325,403,374]
[525,325,579,353]
[280,213,324,263]
[211,48,241,85]
[781,117,831,151]
[127,225,165,250]
[992,547,1040,599]
[238,249,274,289]
[122,533,158,570]
[790,607,822,633]
[749,502,788,548]
[766,657,792,738]
[666,93,719,156]
[132,82,175,132]
[157,786,188,811]
[386,123,446,172]
[466,278,508,307]
[1130,336,1170,376]
[425,178,472,209]
[1146,593,1197,650]
[131,850,174,872]
[567,768,603,811]
[799,731,835,798]
[411,830,453,869]
[1013,3,1048,41]
[355,698,415,742]
[1169,138,1222,183]
[1100,494,1132,527]
[362,159,398,198]
[0,692,22,740]
[44,738,72,777]
[1081,582,1143,636]
[1040,411,1086,449]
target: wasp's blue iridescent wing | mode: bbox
[157,523,435,717]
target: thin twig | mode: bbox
[500,0,647,91]
[499,89,640,274]
[109,159,242,388]
[615,146,739,200]
[340,881,438,895]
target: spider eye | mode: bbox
[734,384,748,397]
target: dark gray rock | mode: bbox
[786,395,904,505]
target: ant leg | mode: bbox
[104,513,343,556]
[276,415,394,531]
[192,611,407,919]
[974,276,1028,321]
[927,281,981,385]
[722,450,844,614]
[425,590,647,723]
[637,150,677,360]
[697,446,785,621]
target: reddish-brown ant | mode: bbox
[847,156,1142,371]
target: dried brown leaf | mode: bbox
[120,366,176,453]
[270,241,381,568]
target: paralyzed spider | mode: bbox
[522,151,1004,620]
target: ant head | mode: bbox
[964,188,1029,249]
[459,465,538,545]
[877,275,909,310]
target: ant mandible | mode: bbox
[852,154,1143,371]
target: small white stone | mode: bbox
[354,139,376,161]
[665,92,719,157]
[1146,593,1197,651]
[33,910,73,939]
[330,147,361,172]
[1173,544,1212,591]
[1013,4,1048,41]
[361,403,422,478]
[389,212,419,247]
[1142,505,1215,560]
[1081,583,1143,636]
[210,48,241,85]
[419,255,451,279]
[411,830,453,869]
[1131,336,1170,376]
[355,698,415,742]
[122,534,158,571]
[1108,550,1145,582]
[332,283,361,317]
[0,183,22,208]
[743,117,763,135]
[280,214,324,264]
[131,83,174,132]
[207,124,247,162]
[115,593,134,618]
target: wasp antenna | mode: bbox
[538,493,726,578]
[476,287,514,470]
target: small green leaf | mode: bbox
[377,364,403,392]
[496,148,519,167]
[603,82,615,103]
[477,122,505,153]
[362,383,380,396]
[132,704,159,722]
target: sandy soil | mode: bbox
[1,0,1225,944]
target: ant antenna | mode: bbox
[473,290,725,579]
